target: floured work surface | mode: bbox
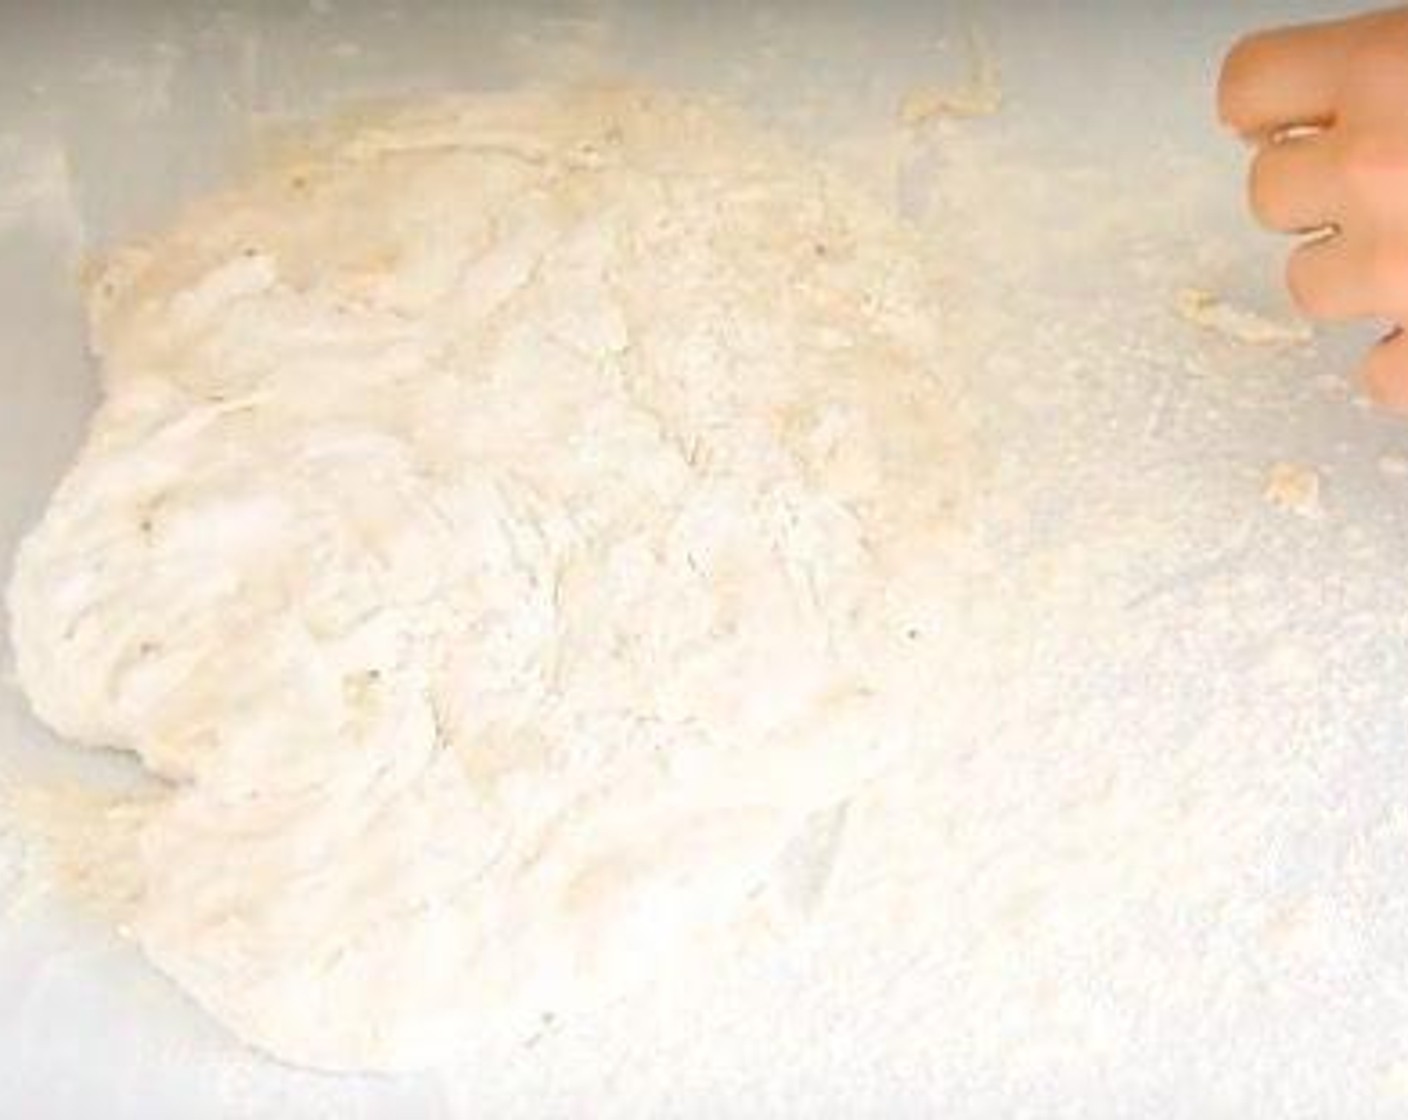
[10,3,1408,1115]
[5,87,968,1071]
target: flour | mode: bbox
[0,135,83,247]
[5,88,967,1071]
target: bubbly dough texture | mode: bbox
[7,88,965,1071]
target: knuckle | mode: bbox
[1346,34,1408,85]
[1364,242,1408,306]
[1340,134,1408,202]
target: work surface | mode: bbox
[2,1,1405,1116]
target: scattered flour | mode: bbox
[0,135,84,247]
[5,88,968,1071]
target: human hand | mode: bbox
[1219,7,1408,410]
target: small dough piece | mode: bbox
[1379,453,1408,478]
[1263,462,1324,519]
[7,88,967,1071]
[898,26,1003,125]
[1177,288,1313,347]
[898,80,1002,125]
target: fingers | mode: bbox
[1288,227,1408,322]
[1221,11,1408,393]
[1286,232,1372,321]
[1219,18,1363,137]
[1249,132,1340,232]
[1360,328,1408,412]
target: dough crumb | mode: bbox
[1176,288,1313,347]
[1379,453,1408,478]
[0,781,151,923]
[898,82,1002,125]
[1263,462,1324,520]
[898,26,1003,125]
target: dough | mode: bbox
[897,25,1003,125]
[7,88,966,1071]
[1175,288,1313,347]
[1263,462,1324,520]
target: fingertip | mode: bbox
[1215,18,1357,138]
[1285,237,1339,320]
[1217,32,1269,132]
[1359,329,1408,413]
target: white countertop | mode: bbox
[3,2,1403,1116]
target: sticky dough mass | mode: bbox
[7,88,966,1071]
